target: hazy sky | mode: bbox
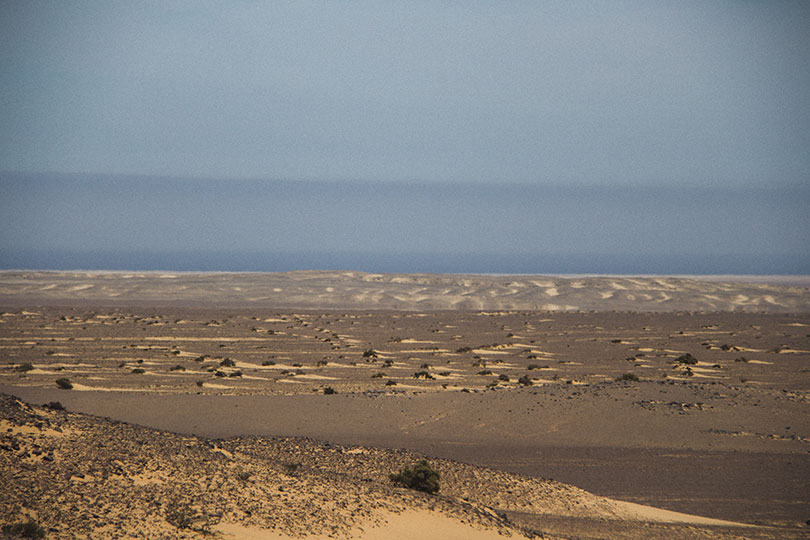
[2,1,809,186]
[1,2,809,274]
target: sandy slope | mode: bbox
[1,270,809,312]
[4,393,796,540]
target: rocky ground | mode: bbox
[0,272,808,538]
[2,393,805,539]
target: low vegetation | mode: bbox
[1,519,46,539]
[389,460,440,494]
[55,377,73,390]
[676,353,698,365]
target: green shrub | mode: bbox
[55,377,72,390]
[323,386,336,394]
[15,363,35,373]
[220,358,236,367]
[1,519,46,539]
[616,372,640,382]
[362,349,378,358]
[412,371,434,379]
[389,460,440,494]
[385,380,397,386]
[518,375,533,386]
[676,353,698,365]
[131,368,145,374]
[498,374,510,382]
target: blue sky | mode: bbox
[1,2,809,273]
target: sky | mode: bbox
[1,2,809,273]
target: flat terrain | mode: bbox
[1,272,809,538]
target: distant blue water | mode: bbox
[2,172,809,275]
[2,248,808,275]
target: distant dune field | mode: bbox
[1,270,809,312]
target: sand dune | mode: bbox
[1,394,783,540]
[1,270,808,312]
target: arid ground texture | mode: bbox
[1,271,809,539]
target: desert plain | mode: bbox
[1,271,809,539]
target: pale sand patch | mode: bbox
[786,322,809,327]
[545,287,559,297]
[288,374,339,380]
[747,360,774,365]
[398,339,439,344]
[776,348,810,354]
[235,362,311,371]
[70,383,158,392]
[610,500,754,527]
[0,419,72,438]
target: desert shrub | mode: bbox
[616,372,640,382]
[498,374,510,382]
[420,363,431,369]
[15,363,34,373]
[382,359,394,367]
[196,380,204,387]
[323,386,336,394]
[43,401,64,411]
[518,375,533,386]
[229,370,242,377]
[390,460,440,494]
[214,370,226,377]
[165,503,210,532]
[316,360,328,367]
[477,370,493,376]
[385,380,397,386]
[371,372,386,378]
[170,350,181,355]
[388,337,403,343]
[282,462,300,474]
[236,471,252,482]
[220,358,236,367]
[55,377,72,390]
[1,519,46,539]
[412,371,434,379]
[734,357,748,363]
[676,353,698,365]
[131,368,145,374]
[262,360,276,366]
[170,365,185,371]
[456,346,473,353]
[362,349,378,358]
[438,371,450,377]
